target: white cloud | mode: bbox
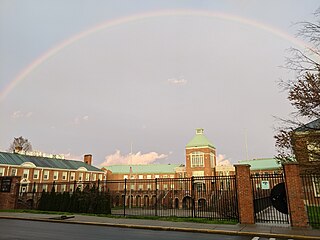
[216,154,232,166]
[63,152,83,161]
[11,110,33,119]
[101,150,168,166]
[167,77,187,85]
[73,115,89,125]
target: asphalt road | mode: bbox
[0,219,251,240]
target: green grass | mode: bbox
[0,209,237,225]
[307,206,320,229]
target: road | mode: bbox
[0,219,258,240]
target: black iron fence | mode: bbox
[301,174,320,228]
[17,176,238,222]
[251,173,289,224]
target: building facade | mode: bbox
[0,152,105,193]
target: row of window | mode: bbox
[190,152,215,168]
[0,167,103,181]
[123,174,175,180]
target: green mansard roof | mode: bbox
[0,151,103,172]
[186,128,215,149]
[238,158,281,171]
[106,164,182,174]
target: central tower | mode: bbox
[185,128,216,177]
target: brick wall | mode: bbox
[0,176,21,210]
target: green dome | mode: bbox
[186,128,215,149]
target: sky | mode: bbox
[0,0,319,167]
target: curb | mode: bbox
[0,216,319,240]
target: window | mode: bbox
[170,175,174,178]
[33,170,39,179]
[210,152,215,167]
[163,184,168,190]
[98,174,103,180]
[70,172,75,181]
[53,171,59,180]
[42,184,48,192]
[147,175,152,179]
[124,175,128,179]
[79,173,83,181]
[61,184,67,192]
[308,141,320,161]
[155,175,159,179]
[92,174,96,181]
[190,152,204,167]
[138,184,143,190]
[138,175,143,179]
[11,168,17,176]
[170,184,175,189]
[147,184,152,190]
[163,175,168,178]
[0,168,5,176]
[86,173,90,181]
[62,172,67,180]
[131,184,135,190]
[192,171,204,177]
[43,170,49,180]
[23,169,29,179]
[313,176,320,197]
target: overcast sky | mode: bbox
[0,1,319,167]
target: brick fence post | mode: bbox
[283,163,309,228]
[234,164,254,224]
[0,176,21,210]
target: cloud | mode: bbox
[101,150,168,166]
[73,115,89,125]
[216,154,232,166]
[63,152,83,161]
[11,110,33,119]
[167,77,187,85]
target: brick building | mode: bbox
[291,118,320,173]
[0,151,105,193]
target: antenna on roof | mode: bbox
[244,129,249,160]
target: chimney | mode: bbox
[84,154,92,165]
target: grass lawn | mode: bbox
[307,206,320,229]
[0,209,237,225]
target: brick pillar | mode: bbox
[283,163,309,228]
[234,164,254,224]
[0,176,21,210]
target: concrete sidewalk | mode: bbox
[0,212,319,239]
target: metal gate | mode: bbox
[251,173,289,224]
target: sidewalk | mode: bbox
[0,212,319,239]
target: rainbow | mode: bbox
[0,9,309,102]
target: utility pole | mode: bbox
[129,143,133,209]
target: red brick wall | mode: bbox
[0,176,20,210]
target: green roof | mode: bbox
[238,158,281,171]
[106,164,182,174]
[0,151,103,172]
[186,128,215,149]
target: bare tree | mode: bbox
[275,8,320,164]
[8,136,33,153]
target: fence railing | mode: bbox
[17,176,238,222]
[301,174,320,228]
